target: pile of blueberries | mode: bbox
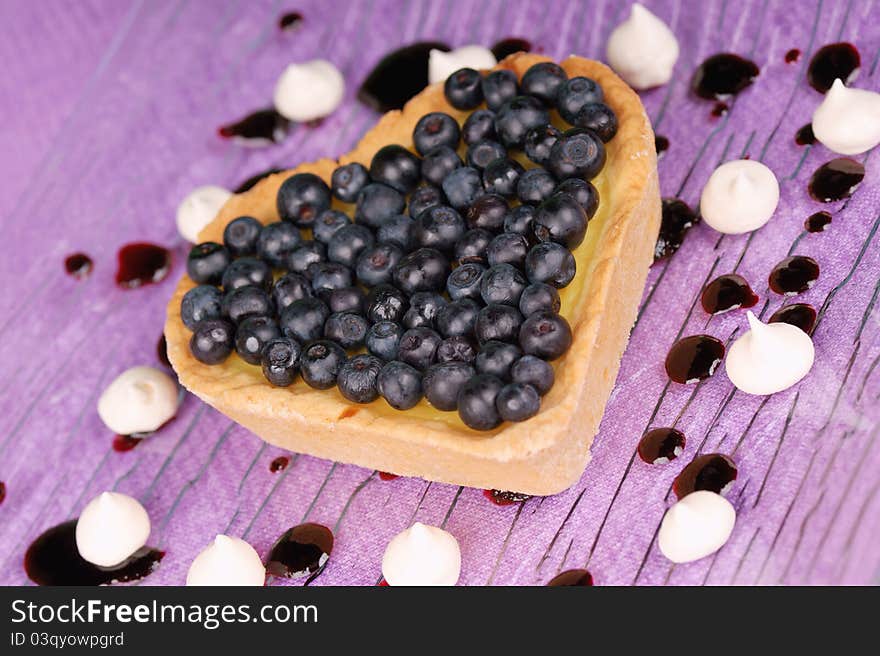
[181,61,616,431]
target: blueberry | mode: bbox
[420,146,462,187]
[503,204,536,235]
[261,337,302,387]
[408,185,445,219]
[327,224,375,269]
[547,130,605,181]
[331,162,369,203]
[190,319,234,365]
[483,157,524,198]
[258,222,302,268]
[223,216,262,256]
[235,315,281,365]
[279,297,330,342]
[414,205,466,253]
[299,340,347,389]
[403,291,447,329]
[466,139,507,170]
[370,144,421,194]
[573,102,618,142]
[377,214,416,250]
[444,67,483,110]
[533,192,589,249]
[457,374,504,430]
[423,362,475,411]
[272,272,313,311]
[393,247,449,295]
[436,298,481,338]
[475,303,524,343]
[324,312,369,349]
[462,109,497,144]
[366,284,409,323]
[277,173,331,227]
[366,320,403,360]
[181,285,223,330]
[222,257,272,291]
[482,69,519,111]
[524,124,561,166]
[446,262,485,301]
[356,242,404,287]
[436,335,478,364]
[322,286,366,314]
[441,166,484,211]
[309,261,353,293]
[495,96,551,148]
[377,361,423,410]
[510,355,555,395]
[187,242,230,285]
[466,193,508,231]
[413,112,461,155]
[287,241,326,275]
[221,286,273,324]
[481,263,527,306]
[337,354,383,403]
[475,340,522,379]
[356,183,406,229]
[556,76,603,125]
[496,382,540,422]
[313,210,351,245]
[555,178,599,218]
[487,233,529,268]
[517,168,557,205]
[519,311,572,360]
[525,242,576,288]
[519,282,561,316]
[521,62,568,106]
[397,327,442,371]
[454,228,493,264]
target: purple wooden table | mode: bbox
[2,0,879,586]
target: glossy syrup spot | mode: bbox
[665,335,725,384]
[115,243,170,289]
[266,523,334,581]
[547,569,594,586]
[795,123,815,146]
[358,41,451,112]
[691,53,760,100]
[0,481,5,505]
[807,42,860,93]
[673,454,737,499]
[269,456,290,473]
[378,471,399,481]
[278,11,303,30]
[491,38,532,60]
[805,211,832,233]
[808,158,865,202]
[64,253,93,279]
[234,168,284,193]
[769,303,817,335]
[654,198,699,261]
[769,256,820,295]
[638,428,686,464]
[785,48,801,64]
[710,101,729,118]
[701,274,759,315]
[484,489,532,505]
[112,434,140,452]
[654,135,669,158]
[218,108,290,145]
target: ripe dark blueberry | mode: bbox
[223,216,262,256]
[483,157,524,198]
[466,193,508,231]
[457,374,504,430]
[324,312,369,349]
[299,340,346,390]
[556,76,603,124]
[414,205,466,253]
[287,241,326,275]
[261,337,301,387]
[462,109,497,144]
[482,69,519,111]
[331,162,369,203]
[496,382,540,422]
[446,262,485,301]
[272,272,313,311]
[322,286,366,314]
[516,168,557,205]
[279,297,330,342]
[436,335,478,364]
[454,228,493,264]
[436,298,481,337]
[235,315,281,365]
[466,139,507,172]
[555,178,599,218]
[327,224,374,268]
[420,146,462,187]
[495,96,550,148]
[475,303,524,343]
[370,144,421,194]
[313,210,351,244]
[573,102,618,142]
[356,243,403,287]
[190,319,235,365]
[366,284,409,323]
[524,124,561,166]
[181,285,223,330]
[510,355,555,395]
[423,362,475,411]
[504,204,536,235]
[444,67,483,110]
[519,282,561,316]
[308,262,353,293]
[337,354,383,403]
[403,291,447,329]
[533,192,589,249]
[397,327,442,371]
[356,183,406,229]
[221,285,273,324]
[525,241,576,288]
[481,263,527,306]
[366,320,403,360]
[521,62,568,106]
[441,166,484,211]
[487,233,529,268]
[547,129,606,180]
[277,173,331,228]
[258,222,302,268]
[222,256,272,291]
[519,311,572,360]
[377,214,416,250]
[475,340,522,379]
[187,242,230,285]
[413,112,461,155]
[393,247,449,295]
[377,361,423,410]
[408,185,444,219]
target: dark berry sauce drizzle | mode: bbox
[665,335,725,384]
[157,334,170,368]
[0,481,5,505]
[654,135,669,157]
[711,102,728,118]
[655,198,699,261]
[115,243,171,289]
[234,168,284,193]
[701,274,758,314]
[112,434,140,452]
[795,123,815,146]
[266,523,334,581]
[270,456,290,473]
[807,42,860,93]
[691,53,760,100]
[785,48,801,63]
[769,256,820,295]
[548,569,594,586]
[805,211,831,233]
[808,158,865,202]
[65,253,93,279]
[490,38,532,60]
[219,109,290,145]
[673,454,737,499]
[378,471,399,481]
[278,11,303,30]
[638,428,686,464]
[358,41,451,112]
[484,489,532,505]
[769,303,817,334]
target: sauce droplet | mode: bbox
[710,101,729,118]
[64,253,93,279]
[358,41,451,112]
[484,489,532,505]
[115,243,171,289]
[807,42,860,93]
[638,428,686,464]
[701,274,759,315]
[808,158,865,202]
[265,523,334,581]
[0,481,5,505]
[547,569,594,586]
[785,48,801,64]
[234,168,284,194]
[491,37,532,60]
[768,303,817,335]
[218,108,290,145]
[157,334,170,368]
[654,135,669,157]
[278,11,303,30]
[112,434,140,452]
[769,256,820,295]
[269,456,290,473]
[378,471,399,481]
[805,211,832,233]
[665,335,726,384]
[691,53,760,100]
[673,453,737,499]
[654,198,699,261]
[795,123,816,146]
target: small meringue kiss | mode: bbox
[726,311,815,395]
[658,490,736,564]
[700,159,780,234]
[75,492,151,568]
[274,59,345,122]
[812,79,880,155]
[381,522,461,586]
[428,46,497,84]
[186,535,266,586]
[176,185,232,243]
[97,366,180,436]
[606,3,680,89]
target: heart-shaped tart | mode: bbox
[165,53,659,495]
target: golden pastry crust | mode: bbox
[165,53,660,495]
